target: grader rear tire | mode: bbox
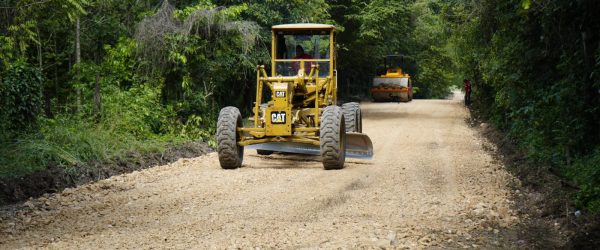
[320,106,346,170]
[342,102,362,133]
[217,107,244,169]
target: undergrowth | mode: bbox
[567,148,600,213]
[0,118,176,178]
[0,82,216,178]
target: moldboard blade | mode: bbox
[246,133,374,160]
[345,132,374,159]
[247,142,320,156]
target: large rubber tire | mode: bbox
[320,106,346,170]
[217,107,244,169]
[342,102,362,133]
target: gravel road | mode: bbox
[1,93,520,249]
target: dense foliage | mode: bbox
[444,0,600,212]
[0,0,454,178]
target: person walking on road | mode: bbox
[464,79,472,106]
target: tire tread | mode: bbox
[342,102,361,133]
[217,107,243,169]
[320,106,346,170]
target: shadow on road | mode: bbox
[245,153,373,169]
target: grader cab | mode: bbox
[216,24,373,170]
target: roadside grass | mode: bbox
[0,84,217,179]
[0,118,181,178]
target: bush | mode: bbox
[0,61,43,132]
[568,149,600,213]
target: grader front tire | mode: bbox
[217,107,244,169]
[320,106,346,170]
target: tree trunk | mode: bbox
[94,73,101,121]
[75,17,81,112]
[37,25,53,118]
[44,94,53,118]
[54,37,60,109]
[36,26,42,70]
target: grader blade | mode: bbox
[247,142,321,156]
[346,132,374,159]
[247,133,373,159]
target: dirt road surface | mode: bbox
[1,93,520,249]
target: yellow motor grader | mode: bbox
[217,24,373,170]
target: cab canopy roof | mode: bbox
[272,23,335,31]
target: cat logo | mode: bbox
[271,111,286,124]
[275,91,286,98]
